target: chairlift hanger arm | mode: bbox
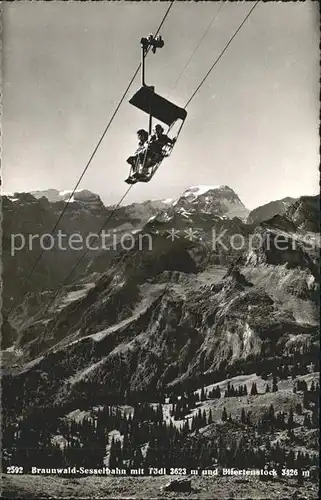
[132,34,187,128]
[140,34,164,87]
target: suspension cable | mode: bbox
[172,2,224,89]
[41,184,134,317]
[44,0,261,322]
[5,0,259,324]
[22,0,175,289]
[4,1,176,322]
[184,0,260,108]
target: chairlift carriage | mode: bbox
[125,34,187,184]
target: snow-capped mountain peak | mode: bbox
[29,188,104,210]
[173,185,250,220]
[182,185,224,199]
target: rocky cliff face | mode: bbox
[247,197,297,225]
[286,195,320,233]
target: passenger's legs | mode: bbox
[127,154,141,175]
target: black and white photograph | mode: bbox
[1,1,320,498]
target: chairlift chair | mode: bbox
[125,35,187,184]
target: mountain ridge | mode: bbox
[3,194,319,396]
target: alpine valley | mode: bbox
[2,185,320,499]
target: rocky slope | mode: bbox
[2,193,319,414]
[247,197,297,225]
[286,195,320,233]
[1,191,170,316]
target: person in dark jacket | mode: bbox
[148,124,175,159]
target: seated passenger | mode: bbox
[135,125,176,175]
[126,129,149,174]
[148,124,176,159]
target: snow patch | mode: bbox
[59,189,82,197]
[177,207,193,218]
[183,185,223,199]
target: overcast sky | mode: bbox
[2,1,319,209]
